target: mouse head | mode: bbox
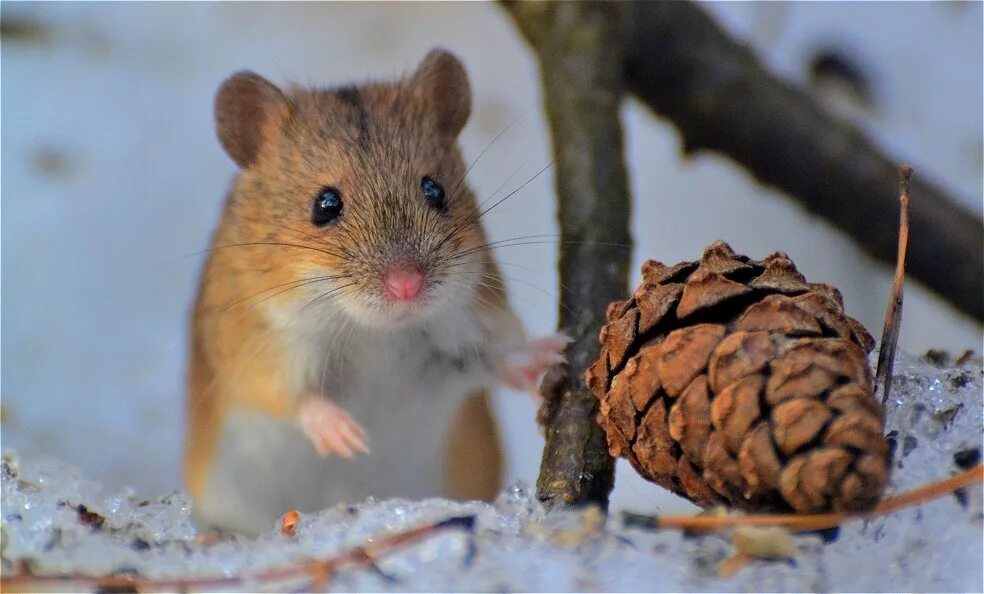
[215,49,490,327]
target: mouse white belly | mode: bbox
[197,308,496,534]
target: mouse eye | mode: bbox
[421,176,446,211]
[312,186,343,226]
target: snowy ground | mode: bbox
[3,353,981,592]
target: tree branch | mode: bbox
[623,1,983,322]
[501,1,631,509]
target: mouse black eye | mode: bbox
[421,176,446,211]
[312,186,343,226]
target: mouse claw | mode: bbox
[499,333,571,395]
[298,397,370,458]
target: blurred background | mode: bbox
[2,2,981,515]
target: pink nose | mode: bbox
[384,268,424,302]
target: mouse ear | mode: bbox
[410,49,471,139]
[214,71,288,168]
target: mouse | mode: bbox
[185,48,568,533]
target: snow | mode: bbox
[3,353,980,592]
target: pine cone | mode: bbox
[587,241,889,513]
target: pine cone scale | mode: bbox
[771,398,833,455]
[738,422,784,497]
[657,324,726,396]
[711,375,764,454]
[677,271,752,318]
[635,283,683,333]
[667,375,711,465]
[633,399,677,482]
[704,433,745,500]
[735,295,823,335]
[707,331,776,393]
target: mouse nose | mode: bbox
[384,267,424,302]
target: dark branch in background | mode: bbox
[623,1,983,322]
[501,1,631,509]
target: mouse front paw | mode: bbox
[298,397,370,458]
[498,333,571,393]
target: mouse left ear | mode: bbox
[410,49,471,139]
[215,71,288,168]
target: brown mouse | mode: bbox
[185,49,567,533]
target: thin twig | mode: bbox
[876,166,912,407]
[0,516,476,593]
[622,464,982,534]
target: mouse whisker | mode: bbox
[298,283,359,314]
[236,213,321,240]
[230,213,360,259]
[453,234,561,252]
[472,160,554,221]
[445,259,540,275]
[434,160,554,254]
[456,235,635,254]
[444,270,577,320]
[169,240,348,264]
[445,258,579,302]
[474,160,529,212]
[444,235,560,263]
[447,239,561,263]
[206,241,346,258]
[441,274,560,322]
[448,108,528,202]
[437,276,516,320]
[447,235,634,265]
[430,169,518,256]
[318,308,349,394]
[220,275,350,313]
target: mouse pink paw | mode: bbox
[298,397,369,458]
[499,334,571,393]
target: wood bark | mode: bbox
[501,1,632,508]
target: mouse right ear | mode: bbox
[214,71,288,168]
[410,49,471,140]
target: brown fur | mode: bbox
[186,50,516,510]
[444,390,504,501]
